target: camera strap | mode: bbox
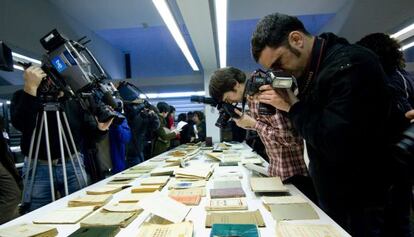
[299,37,326,99]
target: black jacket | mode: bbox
[388,69,414,113]
[10,90,106,160]
[288,33,407,209]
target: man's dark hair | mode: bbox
[157,102,170,113]
[209,67,246,101]
[193,111,204,121]
[251,13,310,62]
[177,113,187,122]
[356,33,405,75]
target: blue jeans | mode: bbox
[127,152,145,168]
[22,154,87,212]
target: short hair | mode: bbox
[177,113,187,122]
[251,13,310,62]
[356,32,405,75]
[209,67,246,101]
[157,102,170,113]
[169,105,175,113]
[193,111,204,121]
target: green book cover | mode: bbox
[210,224,259,237]
[68,226,120,237]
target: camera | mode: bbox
[117,81,154,119]
[245,69,293,115]
[39,29,124,125]
[190,95,240,128]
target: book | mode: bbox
[33,206,95,224]
[262,195,307,211]
[118,192,153,203]
[86,185,122,195]
[103,202,143,213]
[0,224,58,237]
[80,211,138,228]
[210,224,259,237]
[67,226,120,237]
[213,178,242,189]
[169,187,206,197]
[112,173,141,180]
[205,210,265,227]
[131,184,162,193]
[276,222,342,237]
[150,166,179,176]
[136,221,193,237]
[168,180,207,189]
[174,165,214,180]
[210,187,246,199]
[270,203,319,221]
[243,163,269,176]
[106,179,133,185]
[169,195,201,205]
[140,176,170,185]
[250,177,288,193]
[68,194,112,207]
[205,198,248,211]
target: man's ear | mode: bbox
[288,31,304,48]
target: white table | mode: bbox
[1,143,351,237]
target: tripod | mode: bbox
[23,101,87,202]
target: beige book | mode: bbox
[149,156,167,162]
[241,158,263,164]
[113,173,141,179]
[103,203,144,213]
[136,221,193,237]
[86,185,123,195]
[138,192,191,223]
[243,163,269,177]
[140,176,170,185]
[68,194,112,207]
[80,211,138,228]
[129,164,157,172]
[33,206,95,224]
[131,184,162,193]
[270,203,319,221]
[262,195,307,211]
[0,223,58,237]
[168,180,207,189]
[169,187,206,197]
[150,166,179,176]
[175,167,213,180]
[123,169,148,174]
[107,179,133,185]
[276,222,342,237]
[250,177,288,192]
[213,178,242,189]
[205,209,265,227]
[118,192,153,203]
[205,198,248,211]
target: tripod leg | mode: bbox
[62,111,87,186]
[43,111,56,201]
[56,111,69,196]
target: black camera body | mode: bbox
[190,95,240,128]
[117,81,153,117]
[245,69,294,115]
[39,29,124,125]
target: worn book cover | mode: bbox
[67,226,120,237]
[33,206,96,224]
[210,224,259,237]
[205,210,265,227]
[262,195,307,211]
[250,177,288,193]
[131,185,162,193]
[68,194,112,207]
[86,185,122,195]
[270,203,319,221]
[210,187,246,199]
[80,211,138,228]
[169,187,206,197]
[0,223,58,237]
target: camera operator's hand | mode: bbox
[257,85,298,112]
[406,110,414,122]
[96,117,114,131]
[23,66,47,96]
[233,109,257,130]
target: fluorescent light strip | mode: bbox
[139,91,205,99]
[13,65,24,71]
[152,0,199,71]
[391,23,414,39]
[12,52,41,65]
[401,41,414,51]
[215,0,227,68]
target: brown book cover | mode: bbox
[210,187,246,199]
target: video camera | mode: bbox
[245,69,293,115]
[117,81,152,113]
[190,96,240,128]
[38,29,124,124]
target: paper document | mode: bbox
[135,221,193,237]
[276,222,342,237]
[176,121,188,131]
[270,203,319,221]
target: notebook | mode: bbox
[169,195,201,205]
[86,185,123,195]
[262,195,308,211]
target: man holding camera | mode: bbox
[250,13,408,236]
[11,66,112,212]
[209,67,316,202]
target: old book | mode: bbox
[150,166,179,176]
[138,192,191,223]
[270,203,319,221]
[276,222,342,237]
[136,221,193,237]
[174,165,213,180]
[140,176,170,185]
[168,180,207,189]
[129,164,157,172]
[86,185,122,195]
[205,198,248,211]
[103,202,143,213]
[67,226,120,237]
[113,173,141,180]
[80,211,138,228]
[205,210,265,227]
[262,195,307,211]
[118,192,153,203]
[210,224,259,237]
[250,177,288,193]
[169,187,206,197]
[33,206,95,224]
[68,194,112,207]
[213,178,242,189]
[0,223,58,237]
[131,184,162,193]
[210,187,246,199]
[243,163,269,177]
[107,179,133,185]
[169,195,201,205]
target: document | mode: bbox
[168,180,207,189]
[176,121,188,131]
[80,211,138,228]
[205,198,248,211]
[205,210,265,227]
[250,177,288,192]
[33,206,95,224]
[0,223,58,237]
[150,166,179,176]
[169,195,201,205]
[169,187,206,197]
[276,222,342,237]
[135,221,193,237]
[270,203,319,221]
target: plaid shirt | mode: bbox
[249,101,308,181]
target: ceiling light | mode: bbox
[152,0,199,71]
[139,91,205,99]
[401,41,414,51]
[215,0,227,68]
[12,52,41,65]
[391,23,414,39]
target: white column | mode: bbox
[203,69,220,143]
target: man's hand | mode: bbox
[257,85,299,112]
[406,110,414,122]
[96,117,114,131]
[23,66,47,96]
[233,109,257,130]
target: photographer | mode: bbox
[250,13,409,236]
[11,66,112,212]
[152,102,179,156]
[209,67,316,202]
